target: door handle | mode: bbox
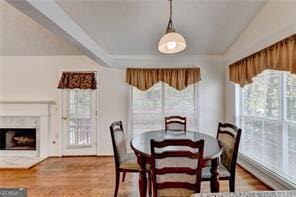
[62,116,67,120]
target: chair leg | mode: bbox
[114,169,120,197]
[122,172,126,182]
[147,171,152,197]
[229,177,235,192]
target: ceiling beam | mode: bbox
[111,54,225,69]
[6,0,111,67]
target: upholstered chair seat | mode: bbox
[201,122,242,192]
[201,164,231,179]
[156,173,201,197]
[158,188,193,197]
[119,153,139,171]
[110,121,152,197]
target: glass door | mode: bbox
[62,89,97,155]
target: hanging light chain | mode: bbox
[166,0,175,33]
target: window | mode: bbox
[130,82,198,138]
[67,89,92,145]
[240,70,296,184]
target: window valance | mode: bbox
[229,34,296,87]
[58,72,97,89]
[126,68,201,91]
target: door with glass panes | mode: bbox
[62,89,97,155]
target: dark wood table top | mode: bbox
[131,130,223,161]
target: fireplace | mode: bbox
[0,128,37,150]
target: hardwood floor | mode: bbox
[0,157,270,197]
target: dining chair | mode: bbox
[150,139,204,197]
[110,121,151,197]
[201,122,242,192]
[165,116,186,132]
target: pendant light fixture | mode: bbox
[158,0,186,54]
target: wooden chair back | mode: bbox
[165,116,186,132]
[110,121,127,168]
[216,122,242,174]
[150,139,204,197]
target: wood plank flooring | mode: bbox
[0,157,270,197]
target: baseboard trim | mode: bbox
[238,153,296,190]
[61,155,98,157]
[49,155,113,158]
[97,155,113,157]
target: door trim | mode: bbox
[58,67,99,156]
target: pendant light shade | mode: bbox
[158,0,186,54]
[158,32,186,54]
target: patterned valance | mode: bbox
[126,68,201,91]
[58,72,97,89]
[229,34,296,87]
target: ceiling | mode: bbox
[56,0,267,56]
[0,1,82,56]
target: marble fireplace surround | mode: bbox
[0,117,40,156]
[0,100,55,157]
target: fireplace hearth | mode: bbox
[0,128,36,150]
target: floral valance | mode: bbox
[229,34,296,87]
[126,68,201,91]
[58,72,97,89]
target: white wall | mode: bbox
[195,57,225,136]
[0,55,128,156]
[0,0,231,156]
[0,0,82,56]
[0,55,225,156]
[224,0,296,123]
[97,66,128,155]
[113,54,226,137]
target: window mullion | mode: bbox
[162,83,165,129]
[281,72,287,122]
[129,87,134,141]
[281,73,288,173]
[194,84,199,131]
[238,85,243,127]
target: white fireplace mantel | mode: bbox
[0,100,56,157]
[0,99,55,104]
[0,100,55,116]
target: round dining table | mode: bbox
[131,130,223,197]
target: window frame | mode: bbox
[238,70,296,184]
[65,89,94,147]
[58,68,99,156]
[128,83,200,140]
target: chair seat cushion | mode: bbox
[158,188,193,197]
[201,164,231,179]
[119,153,139,170]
